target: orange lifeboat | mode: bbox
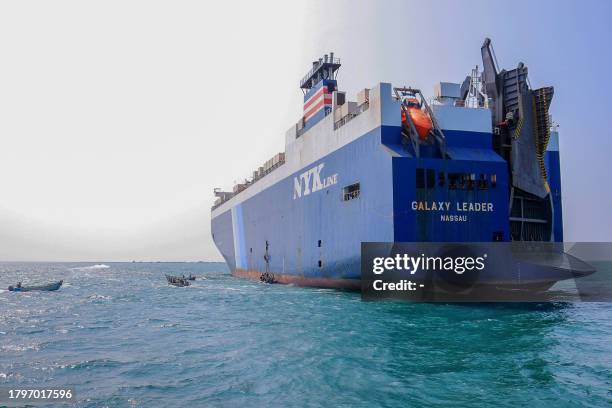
[401,98,432,140]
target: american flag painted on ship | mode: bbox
[304,85,332,121]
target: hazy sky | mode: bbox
[0,0,610,261]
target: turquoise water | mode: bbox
[1,262,611,407]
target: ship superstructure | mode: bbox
[211,39,564,288]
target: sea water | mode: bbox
[0,262,611,407]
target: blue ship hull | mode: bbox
[211,134,559,287]
[211,61,564,288]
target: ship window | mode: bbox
[458,174,467,189]
[318,260,323,268]
[250,248,253,253]
[467,173,476,190]
[318,240,322,247]
[478,174,487,189]
[427,169,435,189]
[416,168,425,189]
[448,173,461,189]
[343,183,360,201]
[438,172,446,187]
[491,174,497,188]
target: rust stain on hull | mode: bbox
[234,269,360,290]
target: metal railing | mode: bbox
[300,58,341,88]
[211,158,286,210]
[334,102,369,130]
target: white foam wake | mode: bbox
[71,264,111,271]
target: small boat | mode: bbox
[259,272,277,284]
[8,280,63,292]
[165,274,190,287]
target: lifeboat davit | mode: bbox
[401,98,433,140]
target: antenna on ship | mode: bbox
[464,65,488,109]
[299,52,341,94]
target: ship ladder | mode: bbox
[532,87,553,193]
[512,116,524,140]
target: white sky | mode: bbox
[0,0,311,261]
[1,0,610,261]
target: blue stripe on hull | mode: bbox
[231,205,247,269]
[211,209,236,271]
[545,150,563,242]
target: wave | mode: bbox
[66,358,124,370]
[71,264,111,271]
[87,294,112,301]
[1,343,41,352]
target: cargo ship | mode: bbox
[211,39,576,289]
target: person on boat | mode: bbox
[498,110,515,127]
[16,282,22,288]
